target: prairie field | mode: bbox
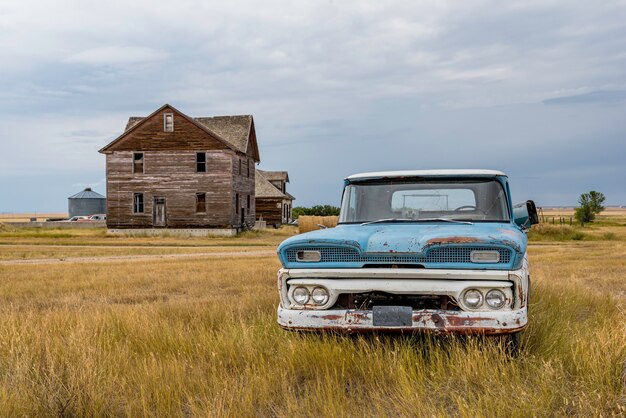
[540,207,626,218]
[0,213,67,223]
[0,219,624,416]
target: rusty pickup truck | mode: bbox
[276,170,538,350]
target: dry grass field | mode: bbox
[540,207,626,218]
[298,216,339,233]
[0,219,624,416]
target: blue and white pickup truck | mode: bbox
[276,170,538,347]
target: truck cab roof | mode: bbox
[346,169,507,182]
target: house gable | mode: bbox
[246,119,260,161]
[99,104,236,153]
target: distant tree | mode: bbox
[309,205,340,216]
[292,205,340,219]
[292,207,307,220]
[575,191,606,225]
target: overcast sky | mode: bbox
[1,0,625,212]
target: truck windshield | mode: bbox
[339,179,510,223]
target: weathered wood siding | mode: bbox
[106,150,235,228]
[256,197,292,226]
[231,154,256,229]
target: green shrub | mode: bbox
[602,232,616,240]
[528,224,588,241]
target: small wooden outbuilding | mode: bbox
[255,170,294,227]
[99,104,260,235]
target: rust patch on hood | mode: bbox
[426,236,483,246]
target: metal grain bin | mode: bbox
[68,188,106,217]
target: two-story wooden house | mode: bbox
[99,104,260,235]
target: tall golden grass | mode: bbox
[0,225,623,415]
[298,216,339,233]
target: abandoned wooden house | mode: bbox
[98,104,260,236]
[255,169,294,227]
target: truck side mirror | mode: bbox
[526,200,539,225]
[513,200,539,229]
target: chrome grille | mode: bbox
[285,246,511,264]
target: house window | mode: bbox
[164,113,174,132]
[238,158,242,175]
[196,193,206,213]
[133,152,144,174]
[196,152,206,173]
[247,195,251,210]
[235,193,239,214]
[196,152,206,172]
[133,193,144,213]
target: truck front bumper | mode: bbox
[277,306,526,334]
[277,266,529,334]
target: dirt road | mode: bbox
[0,250,276,266]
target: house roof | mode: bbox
[100,104,260,161]
[125,117,143,130]
[68,188,105,200]
[255,170,295,200]
[257,169,289,182]
[124,115,253,155]
[195,116,252,155]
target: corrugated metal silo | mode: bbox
[68,188,106,217]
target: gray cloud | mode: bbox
[543,90,626,105]
[1,0,625,210]
[66,46,168,66]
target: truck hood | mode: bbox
[279,222,526,255]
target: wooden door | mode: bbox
[153,197,166,227]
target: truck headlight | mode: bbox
[311,287,329,305]
[463,289,483,308]
[296,250,321,262]
[485,289,506,309]
[292,287,309,305]
[470,250,500,263]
